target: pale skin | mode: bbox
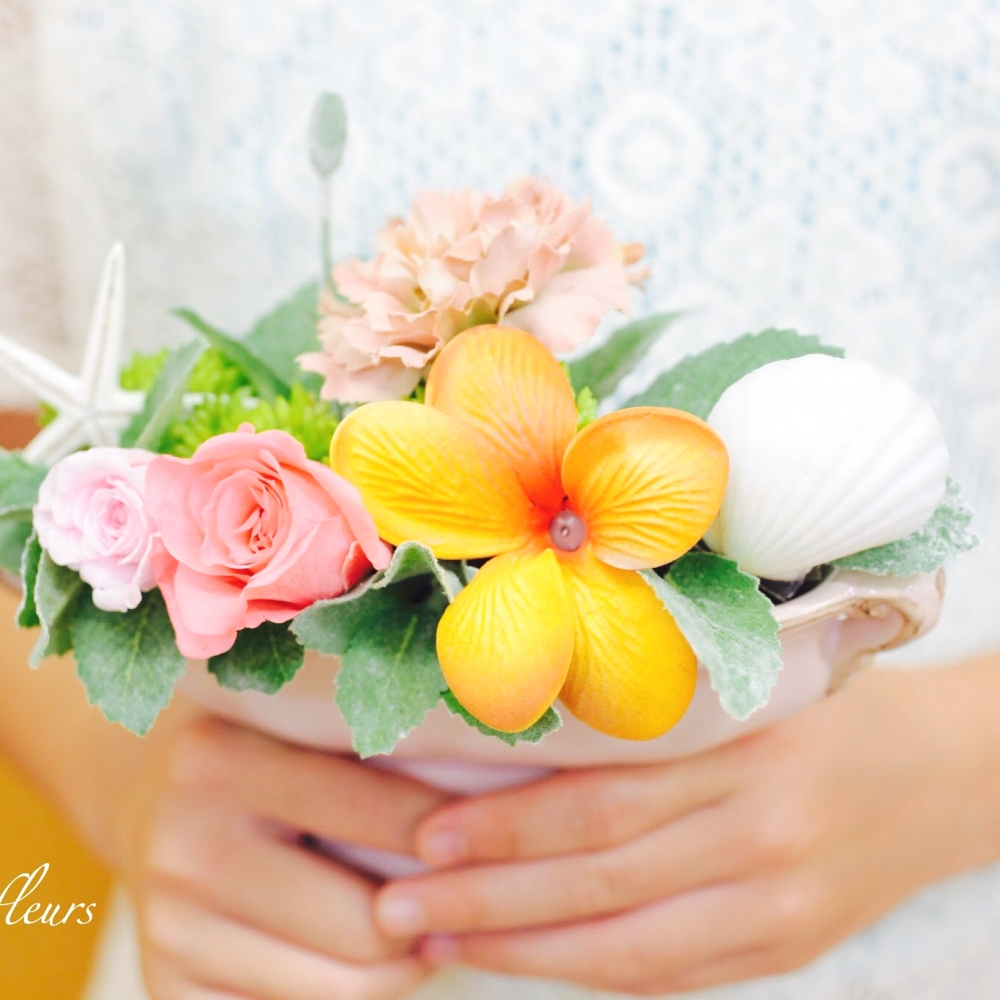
[2,580,1000,998]
[377,656,1000,994]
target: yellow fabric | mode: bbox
[0,755,111,998]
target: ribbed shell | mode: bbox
[703,355,949,581]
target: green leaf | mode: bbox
[833,478,980,576]
[244,283,324,392]
[121,339,205,450]
[309,92,348,178]
[291,542,461,757]
[208,620,305,694]
[641,552,783,720]
[29,553,85,667]
[0,511,34,575]
[374,541,463,601]
[0,449,47,508]
[566,312,684,399]
[72,589,185,735]
[575,385,599,431]
[625,329,844,419]
[119,348,171,391]
[174,309,290,402]
[16,530,42,628]
[441,690,562,746]
[333,598,446,758]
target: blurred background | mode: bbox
[1,0,998,995]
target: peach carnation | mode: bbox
[298,178,644,402]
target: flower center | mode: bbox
[549,510,586,552]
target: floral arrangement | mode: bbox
[0,99,978,755]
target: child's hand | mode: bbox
[375,662,1000,994]
[127,716,450,1000]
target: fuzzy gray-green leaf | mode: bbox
[208,620,305,694]
[441,690,562,746]
[626,329,844,419]
[30,552,85,666]
[73,589,185,735]
[16,529,42,628]
[833,478,979,576]
[642,552,782,720]
[566,312,684,399]
[331,595,447,758]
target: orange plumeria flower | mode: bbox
[331,326,729,739]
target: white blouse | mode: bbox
[2,1,999,997]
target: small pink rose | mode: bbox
[146,425,391,660]
[33,448,158,613]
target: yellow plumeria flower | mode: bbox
[331,326,729,739]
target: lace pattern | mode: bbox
[7,3,1000,997]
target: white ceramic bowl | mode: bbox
[179,568,943,767]
[178,568,943,876]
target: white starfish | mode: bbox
[0,243,144,464]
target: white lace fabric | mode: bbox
[3,2,999,997]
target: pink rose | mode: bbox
[145,425,391,659]
[33,447,158,613]
[298,178,645,402]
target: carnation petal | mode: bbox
[505,259,632,354]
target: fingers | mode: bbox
[419,882,770,994]
[148,804,410,962]
[414,754,737,866]
[169,718,451,854]
[378,802,747,935]
[143,890,429,1000]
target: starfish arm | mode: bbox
[22,415,90,465]
[0,333,83,409]
[80,242,127,402]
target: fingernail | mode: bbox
[422,934,460,965]
[421,828,465,866]
[377,895,426,935]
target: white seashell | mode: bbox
[702,354,949,581]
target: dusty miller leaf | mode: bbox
[29,552,85,667]
[625,329,844,419]
[833,478,979,576]
[208,620,305,694]
[291,543,460,757]
[642,552,782,720]
[73,589,185,735]
[0,510,34,575]
[0,450,47,573]
[441,690,562,746]
[16,529,42,628]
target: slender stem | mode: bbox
[319,177,335,294]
